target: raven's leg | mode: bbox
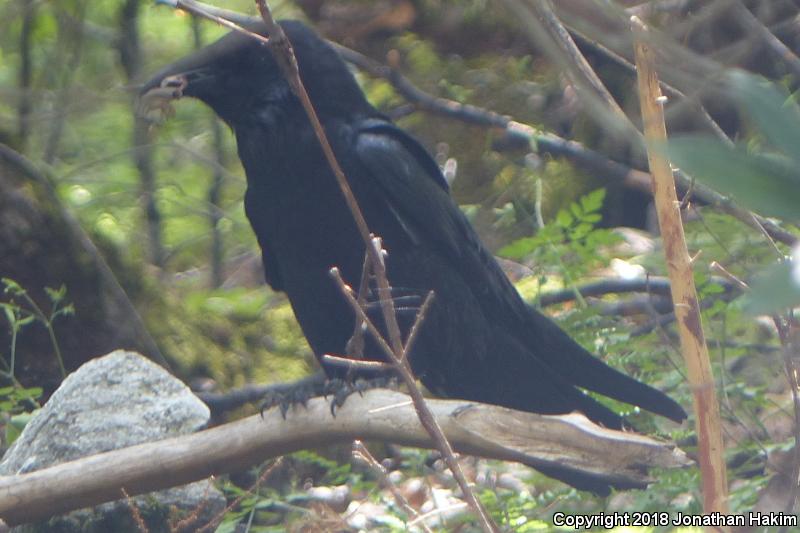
[257,372,400,418]
[197,371,327,415]
[258,371,329,418]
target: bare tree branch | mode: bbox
[332,41,796,247]
[731,0,800,82]
[0,390,689,527]
[162,0,797,247]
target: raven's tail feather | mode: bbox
[524,310,687,424]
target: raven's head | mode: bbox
[139,20,371,127]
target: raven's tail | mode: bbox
[524,309,687,424]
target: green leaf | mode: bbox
[744,260,800,314]
[580,188,606,213]
[499,237,539,260]
[555,209,573,228]
[668,136,800,221]
[1,278,24,296]
[16,387,42,400]
[728,70,800,161]
[1,305,16,324]
[45,285,67,304]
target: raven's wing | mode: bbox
[353,120,686,424]
[353,120,525,319]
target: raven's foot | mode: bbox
[259,374,327,419]
[324,376,400,415]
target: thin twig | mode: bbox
[320,354,394,373]
[155,1,797,247]
[709,261,749,291]
[166,0,270,45]
[328,268,497,532]
[332,39,796,247]
[347,252,373,359]
[120,488,148,533]
[402,291,435,360]
[352,440,434,533]
[499,0,637,140]
[196,459,284,533]
[731,0,800,82]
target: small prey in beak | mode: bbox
[137,74,188,123]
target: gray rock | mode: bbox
[1,350,226,532]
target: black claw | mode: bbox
[322,376,399,415]
[260,384,316,419]
[259,376,398,419]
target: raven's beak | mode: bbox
[137,67,209,122]
[137,44,223,122]
[138,21,269,123]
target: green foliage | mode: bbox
[746,261,800,315]
[151,286,312,390]
[668,136,799,222]
[1,278,74,379]
[668,72,800,314]
[1,388,41,445]
[289,450,354,486]
[500,188,620,291]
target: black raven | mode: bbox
[142,20,686,492]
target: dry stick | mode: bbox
[346,252,373,359]
[0,388,689,526]
[329,269,498,532]
[333,42,796,248]
[169,0,269,44]
[566,28,732,146]
[527,0,635,131]
[731,0,800,82]
[119,488,148,533]
[320,354,393,373]
[196,459,284,533]
[352,441,434,533]
[500,0,638,140]
[632,16,730,527]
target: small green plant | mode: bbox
[1,386,41,445]
[0,278,68,446]
[500,187,621,303]
[1,278,74,379]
